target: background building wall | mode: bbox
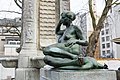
[0,36,5,55]
[110,5,120,58]
[39,0,56,47]
[100,21,113,58]
[100,5,120,58]
[38,0,70,47]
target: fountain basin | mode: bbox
[0,56,18,68]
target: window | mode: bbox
[105,23,109,27]
[107,50,110,54]
[102,44,105,49]
[101,30,104,35]
[102,51,105,55]
[106,36,110,41]
[9,42,16,45]
[102,37,105,42]
[106,29,109,34]
[1,39,5,41]
[106,43,110,48]
[8,41,20,45]
[17,42,20,44]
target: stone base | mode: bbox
[40,68,117,80]
[16,68,40,80]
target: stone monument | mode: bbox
[0,0,57,80]
[15,0,45,80]
[41,11,117,80]
[0,0,45,80]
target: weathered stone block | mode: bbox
[16,68,40,80]
[40,68,117,80]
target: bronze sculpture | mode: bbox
[43,11,104,70]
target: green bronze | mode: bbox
[43,11,104,70]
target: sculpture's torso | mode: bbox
[58,25,78,43]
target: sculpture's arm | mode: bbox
[55,19,64,35]
[75,26,85,40]
[64,39,88,47]
[75,40,88,46]
[74,26,88,46]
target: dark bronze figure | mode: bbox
[43,11,104,70]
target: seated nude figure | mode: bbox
[43,11,104,70]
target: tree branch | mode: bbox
[104,0,107,5]
[96,0,113,30]
[18,0,22,3]
[112,2,120,6]
[14,0,22,9]
[89,0,97,30]
[112,0,119,4]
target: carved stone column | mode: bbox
[18,0,39,68]
[16,0,40,79]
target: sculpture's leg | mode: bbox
[86,57,104,68]
[43,47,78,59]
[80,57,104,69]
[80,62,93,70]
[96,63,104,69]
[43,55,80,67]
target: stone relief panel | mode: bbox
[60,0,70,13]
[25,22,34,42]
[23,0,36,43]
[39,0,56,46]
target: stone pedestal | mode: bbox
[40,68,117,80]
[16,68,39,80]
[15,0,40,79]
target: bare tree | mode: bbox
[87,0,120,57]
[14,0,22,9]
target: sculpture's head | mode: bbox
[61,11,76,26]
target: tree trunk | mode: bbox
[87,0,113,57]
[86,29,100,57]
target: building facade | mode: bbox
[0,18,21,56]
[100,18,113,58]
[0,18,21,80]
[110,5,120,58]
[100,5,120,58]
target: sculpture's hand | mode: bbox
[56,18,64,34]
[76,40,88,46]
[65,41,76,48]
[59,18,64,24]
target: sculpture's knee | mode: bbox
[43,46,51,55]
[43,56,49,64]
[43,56,57,67]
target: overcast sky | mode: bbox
[0,0,105,19]
[70,0,89,13]
[0,0,21,19]
[70,0,105,15]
